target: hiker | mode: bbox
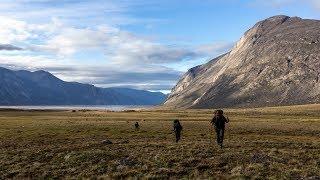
[173,119,183,143]
[134,122,140,130]
[211,109,229,148]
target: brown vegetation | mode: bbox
[1,104,320,179]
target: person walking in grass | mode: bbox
[211,109,229,148]
[173,119,183,143]
[134,122,140,130]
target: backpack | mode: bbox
[212,115,227,129]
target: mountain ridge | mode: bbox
[0,67,166,105]
[164,15,320,108]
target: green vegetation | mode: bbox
[1,104,320,179]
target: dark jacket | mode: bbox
[211,115,229,129]
[173,122,183,133]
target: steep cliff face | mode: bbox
[164,15,320,108]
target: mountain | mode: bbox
[0,67,166,105]
[164,15,320,108]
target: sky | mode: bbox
[0,0,320,93]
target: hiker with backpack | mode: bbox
[134,122,140,130]
[173,119,183,143]
[211,109,229,148]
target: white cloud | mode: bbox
[35,27,110,56]
[0,16,31,44]
[7,19,201,64]
[0,15,64,44]
[36,24,232,65]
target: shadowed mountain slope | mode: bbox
[0,67,165,105]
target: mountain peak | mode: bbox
[33,70,63,81]
[253,15,304,31]
[34,70,52,75]
[265,15,290,22]
[253,15,291,31]
[165,16,320,108]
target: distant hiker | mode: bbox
[211,109,229,148]
[173,119,183,143]
[134,122,140,130]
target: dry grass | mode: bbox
[1,104,320,179]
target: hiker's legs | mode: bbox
[219,129,225,148]
[175,131,181,143]
[215,128,221,144]
[215,128,225,146]
[220,129,225,144]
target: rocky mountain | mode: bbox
[0,67,165,105]
[164,15,320,108]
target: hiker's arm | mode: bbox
[211,116,216,125]
[225,116,230,123]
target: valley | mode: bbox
[1,104,319,179]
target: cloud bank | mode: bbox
[0,0,233,91]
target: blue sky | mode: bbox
[0,0,319,93]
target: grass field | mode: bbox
[1,104,320,179]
